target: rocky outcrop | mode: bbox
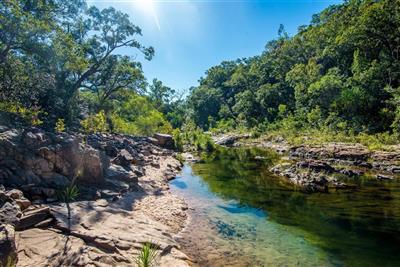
[0,126,190,266]
[270,161,353,193]
[151,133,175,149]
[290,143,400,174]
[0,127,179,201]
[212,134,251,146]
[15,156,189,267]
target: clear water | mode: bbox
[170,148,400,267]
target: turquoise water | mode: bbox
[170,148,400,267]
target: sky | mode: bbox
[88,0,343,92]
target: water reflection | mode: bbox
[171,147,400,267]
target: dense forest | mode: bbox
[184,0,400,137]
[1,0,400,145]
[0,0,175,135]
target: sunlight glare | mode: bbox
[134,0,161,31]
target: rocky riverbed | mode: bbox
[214,134,400,192]
[0,126,191,267]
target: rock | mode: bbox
[40,173,70,189]
[6,189,23,200]
[80,147,105,185]
[132,166,145,177]
[213,134,250,146]
[340,169,364,177]
[297,160,336,173]
[0,201,21,226]
[0,224,17,267]
[152,133,175,149]
[290,143,371,161]
[105,143,119,157]
[112,149,134,168]
[151,162,161,168]
[376,174,394,180]
[15,206,52,230]
[105,164,138,184]
[33,217,54,228]
[15,198,31,211]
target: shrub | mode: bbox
[80,110,108,134]
[0,101,46,126]
[55,118,65,133]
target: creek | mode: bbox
[170,148,400,267]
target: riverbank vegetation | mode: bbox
[178,0,400,148]
[1,0,399,149]
[0,0,176,136]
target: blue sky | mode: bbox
[88,0,343,92]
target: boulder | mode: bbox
[0,224,17,267]
[105,164,138,184]
[376,174,394,180]
[15,207,52,230]
[0,201,21,227]
[213,134,250,146]
[80,148,106,185]
[6,189,23,200]
[15,198,31,211]
[152,133,175,149]
[112,149,134,168]
[297,160,336,173]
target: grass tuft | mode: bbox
[135,242,159,267]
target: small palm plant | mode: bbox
[135,242,159,267]
[58,184,79,232]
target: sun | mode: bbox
[136,0,155,12]
[134,0,160,31]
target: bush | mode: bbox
[80,110,108,134]
[55,118,65,133]
[0,101,46,126]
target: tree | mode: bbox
[148,78,175,112]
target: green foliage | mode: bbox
[55,118,65,133]
[172,129,184,152]
[178,123,216,152]
[58,184,79,204]
[0,101,45,126]
[135,242,159,267]
[80,111,108,134]
[184,0,400,138]
[110,91,173,136]
[0,0,153,128]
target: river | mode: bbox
[170,148,400,267]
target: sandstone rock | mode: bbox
[105,164,138,184]
[153,133,175,149]
[213,134,250,146]
[80,147,105,185]
[376,174,394,180]
[6,189,23,200]
[0,224,17,267]
[15,198,31,211]
[297,160,336,173]
[339,169,364,177]
[112,149,134,168]
[0,201,21,226]
[15,206,52,231]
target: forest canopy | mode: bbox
[0,0,175,135]
[0,0,399,140]
[185,0,400,136]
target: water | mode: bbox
[170,148,400,267]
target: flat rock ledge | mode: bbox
[0,126,191,267]
[269,143,400,193]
